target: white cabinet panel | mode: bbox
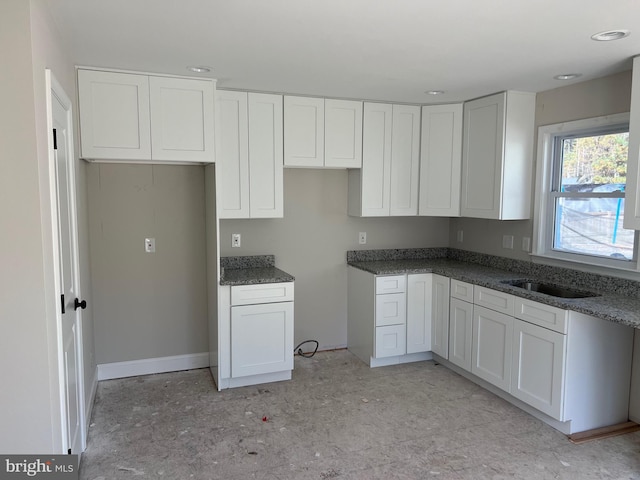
[449,298,473,371]
[231,302,294,378]
[407,274,432,354]
[78,69,151,160]
[375,275,406,294]
[325,99,363,168]
[248,93,284,218]
[514,297,568,334]
[390,105,421,216]
[419,104,463,216]
[284,96,324,167]
[231,282,294,306]
[624,56,640,229]
[375,293,406,326]
[216,90,250,218]
[511,319,566,420]
[149,76,214,162]
[461,91,535,220]
[472,305,513,391]
[431,274,450,358]
[450,279,474,303]
[474,286,514,316]
[374,325,406,358]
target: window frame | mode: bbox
[532,112,639,272]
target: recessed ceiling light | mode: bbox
[554,73,582,80]
[186,66,211,73]
[591,30,630,41]
[425,90,445,95]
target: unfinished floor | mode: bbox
[80,350,640,479]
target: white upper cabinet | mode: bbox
[623,56,640,229]
[78,68,215,163]
[348,103,420,217]
[460,91,535,219]
[325,99,363,168]
[419,104,463,217]
[284,96,324,167]
[78,69,151,161]
[216,91,283,219]
[284,96,362,168]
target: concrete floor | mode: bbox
[80,350,640,479]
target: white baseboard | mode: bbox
[97,352,209,381]
[85,366,98,425]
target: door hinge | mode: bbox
[60,294,65,314]
[53,129,57,150]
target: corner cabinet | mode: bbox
[419,104,463,216]
[77,68,215,163]
[216,90,283,219]
[348,103,420,217]
[624,55,640,229]
[460,91,535,219]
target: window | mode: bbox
[534,113,638,270]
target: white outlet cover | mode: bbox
[502,235,514,249]
[144,237,156,253]
[359,232,367,245]
[232,233,241,248]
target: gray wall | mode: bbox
[220,168,450,349]
[449,70,633,261]
[87,164,208,364]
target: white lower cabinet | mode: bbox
[448,298,473,371]
[406,274,433,354]
[472,305,513,391]
[430,274,450,358]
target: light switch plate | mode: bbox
[359,232,367,245]
[502,235,514,249]
[232,233,241,248]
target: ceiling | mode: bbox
[45,0,640,104]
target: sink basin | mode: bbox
[502,280,600,299]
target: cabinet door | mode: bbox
[419,104,463,216]
[374,325,406,358]
[449,298,473,371]
[461,92,505,219]
[149,76,215,163]
[284,96,324,167]
[375,293,406,326]
[624,56,640,229]
[431,274,450,358]
[511,319,566,420]
[325,99,363,168]
[360,102,393,216]
[248,93,284,218]
[407,274,432,354]
[78,69,151,160]
[389,104,421,216]
[231,302,293,377]
[472,305,513,391]
[216,90,250,219]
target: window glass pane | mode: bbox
[553,197,633,260]
[559,132,628,192]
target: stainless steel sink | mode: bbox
[502,280,600,299]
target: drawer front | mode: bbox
[514,298,568,334]
[474,286,514,316]
[374,324,407,358]
[375,275,406,294]
[375,292,407,326]
[231,282,294,306]
[450,279,474,302]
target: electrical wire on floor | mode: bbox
[294,340,319,358]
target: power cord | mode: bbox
[294,340,319,358]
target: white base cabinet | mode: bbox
[214,282,294,390]
[430,274,450,358]
[448,298,473,371]
[472,305,513,392]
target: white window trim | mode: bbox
[532,112,639,274]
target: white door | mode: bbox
[430,274,450,358]
[406,274,432,354]
[448,298,473,371]
[49,71,86,454]
[472,305,513,392]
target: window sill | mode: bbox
[531,252,640,280]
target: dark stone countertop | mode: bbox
[348,258,640,329]
[219,255,294,286]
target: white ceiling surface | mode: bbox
[46,0,640,103]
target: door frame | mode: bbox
[45,69,87,453]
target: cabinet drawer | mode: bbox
[450,279,474,302]
[375,293,406,326]
[376,275,406,294]
[231,282,294,306]
[374,325,406,358]
[514,298,568,334]
[474,286,514,316]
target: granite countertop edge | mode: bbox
[347,259,640,329]
[219,266,295,286]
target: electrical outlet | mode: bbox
[144,237,155,253]
[457,230,464,243]
[522,237,531,252]
[232,233,241,248]
[359,232,367,245]
[502,234,514,249]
